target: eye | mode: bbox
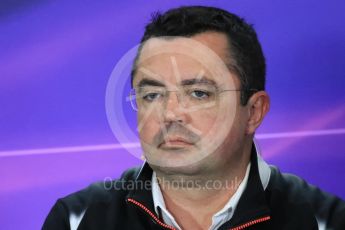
[190,90,210,99]
[142,92,162,102]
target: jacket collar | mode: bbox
[126,159,156,212]
[222,145,271,228]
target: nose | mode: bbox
[162,91,187,124]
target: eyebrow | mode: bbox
[136,77,217,88]
[137,78,165,88]
[180,78,217,86]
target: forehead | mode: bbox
[133,32,239,88]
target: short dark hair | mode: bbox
[131,5,266,105]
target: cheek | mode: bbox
[187,110,217,136]
[197,103,239,146]
[137,112,160,143]
[219,107,249,148]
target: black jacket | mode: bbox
[42,148,345,230]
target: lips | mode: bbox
[159,137,193,148]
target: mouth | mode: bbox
[158,137,194,149]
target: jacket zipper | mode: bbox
[230,216,271,230]
[127,198,270,230]
[127,198,177,230]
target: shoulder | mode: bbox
[65,166,141,212]
[63,166,139,208]
[42,166,141,230]
[268,166,320,197]
[268,165,344,206]
[268,165,345,229]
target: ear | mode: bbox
[245,91,270,135]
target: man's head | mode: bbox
[130,6,269,175]
[132,5,266,105]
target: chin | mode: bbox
[148,153,209,176]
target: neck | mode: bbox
[154,143,252,229]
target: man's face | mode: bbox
[132,32,249,174]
